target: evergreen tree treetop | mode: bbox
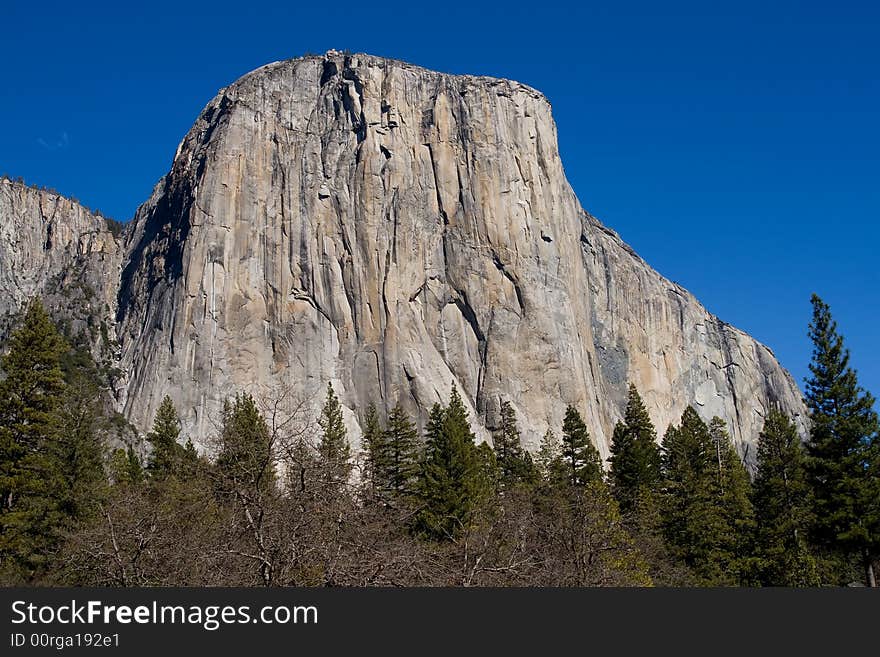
[804,294,879,586]
[492,400,535,486]
[752,408,818,586]
[0,299,68,451]
[380,403,420,498]
[216,392,273,492]
[318,383,350,460]
[147,396,183,478]
[417,386,486,538]
[609,384,662,515]
[360,402,383,496]
[561,405,603,487]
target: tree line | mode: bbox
[0,295,877,586]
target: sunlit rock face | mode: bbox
[3,53,807,460]
[0,178,122,360]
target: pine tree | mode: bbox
[609,384,662,515]
[360,403,383,497]
[52,366,108,525]
[661,407,737,585]
[417,387,485,538]
[492,400,536,486]
[380,403,420,499]
[752,409,819,586]
[317,383,351,486]
[216,393,273,493]
[708,417,756,584]
[0,300,69,577]
[536,428,567,488]
[147,396,183,479]
[109,447,144,486]
[180,438,202,480]
[560,405,602,486]
[804,294,880,586]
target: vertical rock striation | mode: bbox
[114,52,806,458]
[0,178,122,353]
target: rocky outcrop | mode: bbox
[0,178,122,355]
[113,51,807,459]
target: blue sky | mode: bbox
[2,1,877,402]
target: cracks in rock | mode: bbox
[341,58,367,143]
[451,290,488,411]
[600,244,613,315]
[491,250,524,315]
[408,280,427,303]
[381,249,391,340]
[320,60,338,86]
[667,288,686,338]
[715,316,743,431]
[425,143,449,226]
[291,287,333,326]
[387,188,400,263]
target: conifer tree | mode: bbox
[752,409,819,586]
[216,393,273,493]
[708,417,756,584]
[109,447,144,486]
[147,396,183,479]
[492,400,536,486]
[609,384,662,515]
[360,403,383,496]
[661,407,736,585]
[53,367,108,525]
[417,387,484,538]
[560,405,602,486]
[804,294,880,586]
[317,383,351,486]
[535,428,567,488]
[0,300,69,577]
[180,438,202,480]
[380,403,420,499]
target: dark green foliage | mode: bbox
[804,294,880,586]
[103,217,125,238]
[661,407,753,585]
[535,428,568,488]
[360,403,383,495]
[216,393,273,493]
[379,404,421,499]
[708,417,756,584]
[145,397,200,482]
[146,396,183,478]
[317,382,351,486]
[492,401,536,487]
[52,367,108,523]
[109,447,144,486]
[752,409,819,586]
[560,405,603,486]
[0,300,67,454]
[0,301,69,578]
[609,384,662,515]
[7,289,880,587]
[417,388,488,538]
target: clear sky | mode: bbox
[2,1,877,402]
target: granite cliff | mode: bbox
[1,52,807,460]
[0,178,122,359]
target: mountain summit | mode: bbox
[1,52,806,457]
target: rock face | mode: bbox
[0,178,122,351]
[0,53,807,460]
[112,51,806,459]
